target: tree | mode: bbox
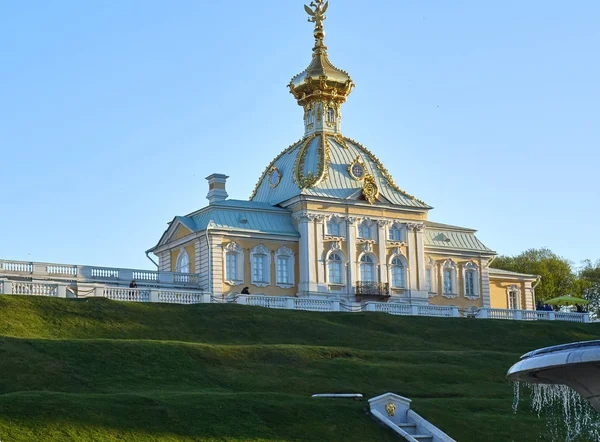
[491,248,578,302]
[579,260,600,315]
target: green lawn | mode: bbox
[0,295,599,441]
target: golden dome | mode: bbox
[289,1,355,107]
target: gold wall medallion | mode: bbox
[385,402,396,417]
[348,156,367,181]
[268,167,282,188]
[362,175,379,205]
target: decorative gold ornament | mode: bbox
[304,1,328,30]
[385,402,396,417]
[249,138,303,200]
[343,136,429,206]
[348,156,367,181]
[268,167,282,188]
[294,133,331,189]
[362,174,379,205]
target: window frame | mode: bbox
[223,242,244,286]
[462,262,480,300]
[175,248,190,273]
[389,254,408,289]
[250,244,271,288]
[274,245,295,289]
[441,259,458,298]
[358,253,377,283]
[326,250,346,286]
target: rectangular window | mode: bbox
[465,271,475,297]
[426,268,432,292]
[226,253,237,281]
[358,225,370,239]
[443,269,453,294]
[389,228,402,241]
[327,221,340,236]
[329,261,342,284]
[253,255,265,282]
[509,291,518,310]
[391,267,404,288]
[277,257,289,284]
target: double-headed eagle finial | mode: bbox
[304,1,329,30]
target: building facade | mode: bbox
[149,1,539,310]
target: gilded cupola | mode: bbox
[289,1,354,136]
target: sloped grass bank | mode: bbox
[0,296,599,441]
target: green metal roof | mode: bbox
[424,227,493,253]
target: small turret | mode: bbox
[206,173,229,205]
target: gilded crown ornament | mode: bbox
[289,1,354,108]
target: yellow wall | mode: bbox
[173,225,193,241]
[170,242,196,273]
[221,238,299,297]
[293,201,428,221]
[489,280,526,310]
[425,254,485,308]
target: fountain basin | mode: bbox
[507,340,600,411]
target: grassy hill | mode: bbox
[0,295,599,441]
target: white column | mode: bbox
[524,281,534,310]
[481,259,491,308]
[315,215,326,291]
[406,224,418,290]
[377,220,389,284]
[415,225,426,291]
[208,234,223,296]
[295,212,318,295]
[346,217,357,296]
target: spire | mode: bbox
[289,1,354,136]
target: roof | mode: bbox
[424,220,477,233]
[488,268,539,280]
[250,135,432,210]
[150,201,299,252]
[424,227,493,253]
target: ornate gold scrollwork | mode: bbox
[362,174,379,205]
[294,133,331,189]
[268,167,282,188]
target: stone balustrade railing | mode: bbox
[0,279,592,323]
[0,259,201,288]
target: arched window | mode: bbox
[508,285,521,310]
[360,254,376,282]
[275,246,295,288]
[176,249,190,273]
[328,253,343,285]
[223,242,244,285]
[327,107,335,123]
[442,259,457,297]
[390,256,407,288]
[250,244,271,287]
[463,262,480,299]
[358,221,371,239]
[425,257,437,294]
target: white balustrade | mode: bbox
[418,305,457,318]
[91,268,120,279]
[103,287,150,303]
[132,270,159,282]
[247,295,289,309]
[294,298,334,312]
[46,265,77,277]
[1,261,33,273]
[370,302,412,316]
[158,290,205,304]
[555,312,587,323]
[12,282,58,297]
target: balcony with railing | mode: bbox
[355,282,390,300]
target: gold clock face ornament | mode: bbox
[348,156,367,181]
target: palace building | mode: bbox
[148,1,539,310]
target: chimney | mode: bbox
[206,173,229,205]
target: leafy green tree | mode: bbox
[491,248,578,302]
[579,260,600,315]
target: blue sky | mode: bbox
[1,0,599,270]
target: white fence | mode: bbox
[0,259,201,288]
[0,280,591,323]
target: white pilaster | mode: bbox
[415,224,426,291]
[295,212,318,295]
[524,281,534,310]
[406,224,418,290]
[315,215,326,291]
[377,220,389,285]
[346,217,357,297]
[481,260,491,308]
